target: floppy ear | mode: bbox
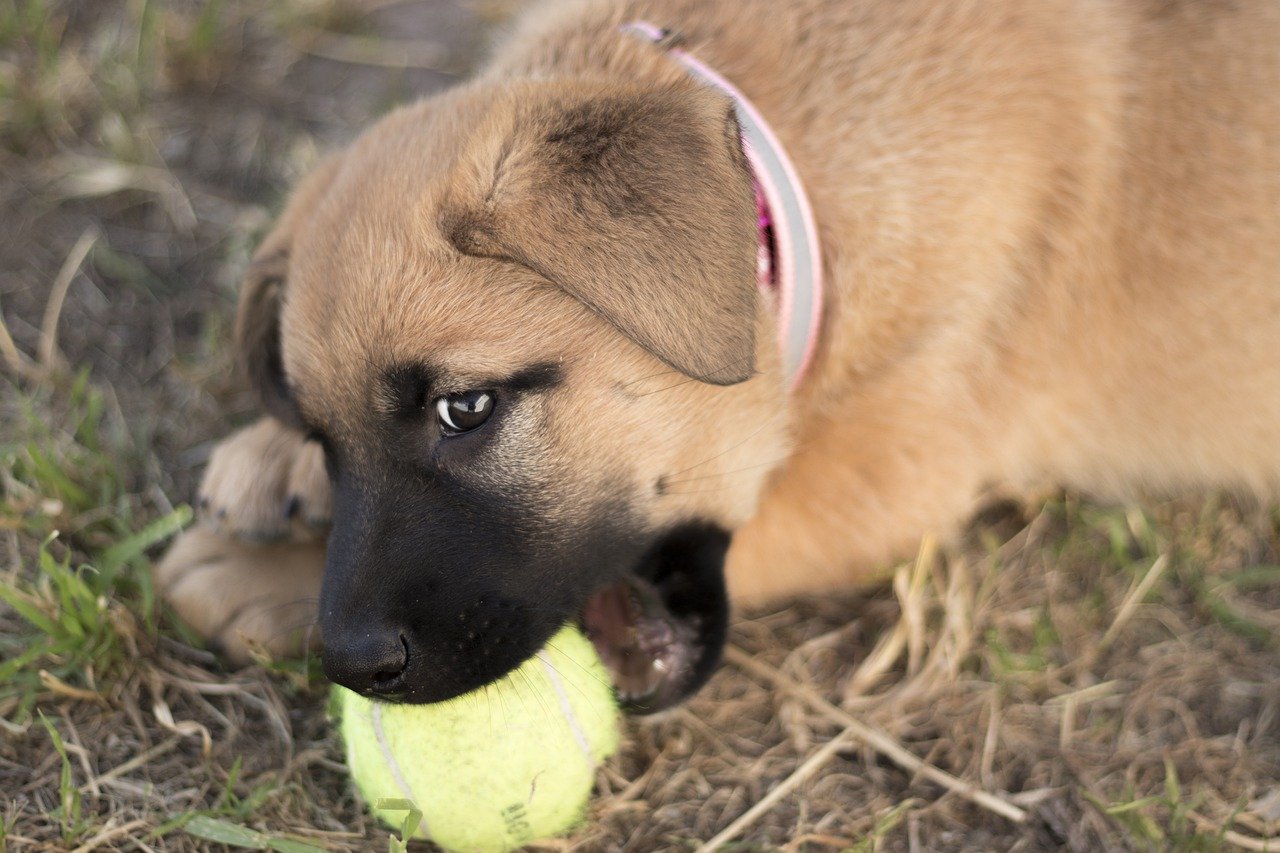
[235,156,343,427]
[234,249,301,428]
[447,83,759,385]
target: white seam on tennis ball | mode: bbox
[537,651,596,770]
[372,702,432,839]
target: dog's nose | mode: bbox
[323,628,410,696]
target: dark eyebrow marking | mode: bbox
[380,361,562,418]
[382,362,436,417]
[504,362,564,393]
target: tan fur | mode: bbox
[154,525,324,661]
[198,419,330,541]
[159,0,1280,660]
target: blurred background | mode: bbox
[1,2,1278,850]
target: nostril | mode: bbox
[323,628,411,697]
[372,635,410,687]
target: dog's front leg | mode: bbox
[155,528,325,662]
[198,417,331,542]
[154,417,330,662]
[725,386,989,604]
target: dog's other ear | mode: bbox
[448,84,759,385]
[235,156,343,427]
[235,250,299,428]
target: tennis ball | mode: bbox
[335,624,620,853]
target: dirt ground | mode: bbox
[2,2,1278,850]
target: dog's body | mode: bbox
[159,0,1280,709]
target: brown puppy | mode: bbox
[157,0,1280,710]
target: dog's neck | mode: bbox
[623,21,824,391]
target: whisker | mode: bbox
[618,367,681,390]
[621,355,758,397]
[663,408,788,478]
[543,638,613,691]
[245,597,319,622]
[657,483,741,496]
[513,666,540,720]
[633,375,702,397]
[234,613,323,663]
[539,645,614,721]
[660,455,792,487]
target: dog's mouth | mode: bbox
[580,576,697,710]
[578,523,731,714]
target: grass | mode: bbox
[0,369,193,716]
[0,375,298,849]
[0,376,343,847]
[0,2,373,847]
[2,0,1278,850]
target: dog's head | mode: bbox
[237,78,791,712]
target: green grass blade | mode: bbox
[0,583,58,636]
[99,506,192,574]
[182,815,269,848]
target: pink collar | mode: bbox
[624,22,824,391]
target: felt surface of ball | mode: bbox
[336,624,620,853]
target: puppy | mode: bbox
[157,0,1280,713]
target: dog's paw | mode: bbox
[154,524,326,664]
[197,418,331,543]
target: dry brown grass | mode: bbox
[2,2,1278,850]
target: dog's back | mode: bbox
[1049,0,1280,496]
[500,0,1280,498]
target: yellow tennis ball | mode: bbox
[335,624,620,853]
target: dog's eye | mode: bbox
[435,390,495,435]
